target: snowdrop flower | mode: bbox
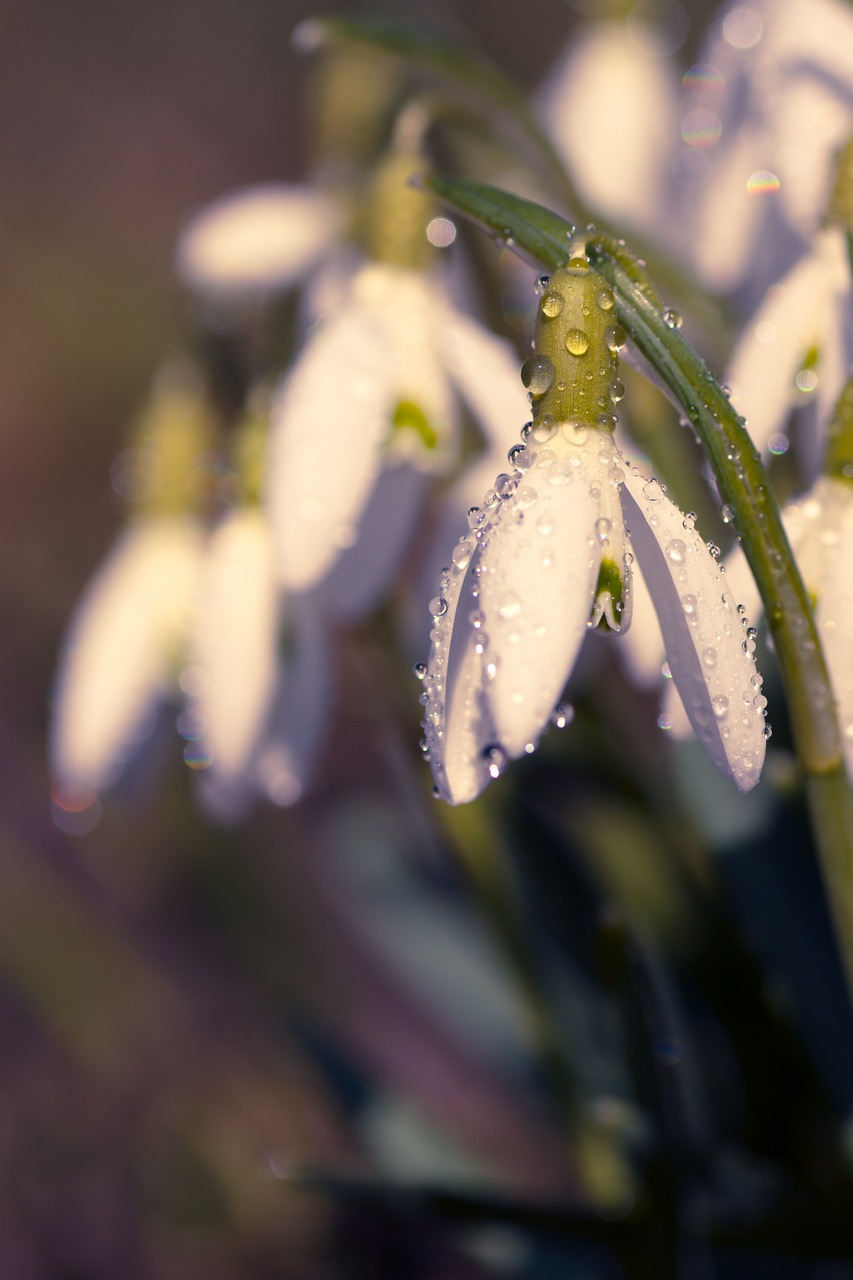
[266,195,530,607]
[51,519,203,793]
[683,0,853,295]
[50,376,213,794]
[725,224,853,466]
[419,256,767,804]
[537,17,680,237]
[187,503,333,820]
[176,183,345,306]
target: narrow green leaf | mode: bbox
[421,175,575,270]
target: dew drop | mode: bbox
[521,355,555,396]
[565,256,590,274]
[482,744,507,779]
[595,517,612,540]
[720,504,735,524]
[508,443,535,471]
[551,702,574,729]
[531,413,557,443]
[429,596,448,617]
[609,379,625,402]
[712,695,729,719]
[565,327,590,356]
[663,308,683,330]
[467,506,485,530]
[605,325,627,352]
[702,647,717,668]
[596,286,614,312]
[495,472,517,498]
[413,661,427,680]
[451,539,474,569]
[681,593,698,617]
[540,290,565,318]
[666,538,687,564]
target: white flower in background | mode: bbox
[187,505,333,820]
[682,0,853,294]
[266,260,530,608]
[420,260,767,804]
[537,18,680,238]
[725,226,853,466]
[51,516,203,793]
[175,183,345,303]
[51,372,214,799]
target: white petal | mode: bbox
[359,266,456,469]
[435,304,529,454]
[191,507,278,786]
[476,441,606,758]
[538,23,679,235]
[616,560,667,688]
[51,518,202,791]
[265,298,391,591]
[688,120,769,293]
[620,468,767,791]
[726,241,829,455]
[254,598,334,806]
[175,184,342,298]
[817,489,853,779]
[320,463,428,621]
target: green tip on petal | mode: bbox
[391,399,438,450]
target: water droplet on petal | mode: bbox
[413,661,427,680]
[666,538,687,564]
[712,695,729,719]
[429,596,448,617]
[596,287,614,312]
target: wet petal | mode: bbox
[176,183,342,298]
[475,442,605,758]
[51,518,202,791]
[191,507,278,788]
[266,299,392,591]
[620,467,767,791]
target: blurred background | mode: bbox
[5,0,853,1276]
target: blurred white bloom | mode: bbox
[175,183,344,302]
[51,517,203,792]
[683,0,853,294]
[266,261,529,608]
[420,428,767,804]
[188,506,332,820]
[726,226,853,464]
[537,20,680,236]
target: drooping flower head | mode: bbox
[420,247,768,803]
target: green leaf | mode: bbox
[421,175,575,270]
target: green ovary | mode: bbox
[390,399,438,450]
